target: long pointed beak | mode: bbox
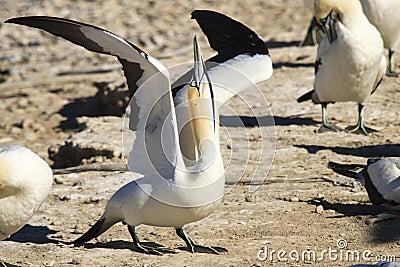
[192,36,206,92]
[189,36,216,132]
[319,11,337,43]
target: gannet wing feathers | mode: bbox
[328,159,400,207]
[365,158,400,206]
[172,10,272,106]
[127,65,183,178]
[5,16,164,129]
[191,10,269,63]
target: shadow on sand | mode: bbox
[306,198,400,244]
[295,144,400,158]
[7,224,58,244]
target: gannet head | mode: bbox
[314,0,365,43]
[314,0,362,21]
[187,36,218,159]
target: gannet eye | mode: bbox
[190,81,198,88]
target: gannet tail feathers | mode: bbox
[72,216,121,245]
[327,161,366,179]
[297,90,314,103]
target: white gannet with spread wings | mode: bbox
[5,10,272,254]
[69,37,226,254]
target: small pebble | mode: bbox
[289,196,299,202]
[71,258,82,265]
[245,195,256,202]
[315,205,324,214]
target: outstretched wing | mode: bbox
[191,10,269,63]
[5,16,181,178]
[5,16,164,130]
[172,10,272,106]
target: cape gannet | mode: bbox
[80,38,224,254]
[360,0,400,77]
[5,10,273,254]
[0,144,53,240]
[329,158,400,209]
[297,0,386,135]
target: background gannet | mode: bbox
[328,158,400,209]
[0,144,53,240]
[360,0,400,77]
[297,0,386,135]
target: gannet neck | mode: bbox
[187,37,218,162]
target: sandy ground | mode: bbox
[1,1,400,266]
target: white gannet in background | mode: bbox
[299,0,325,46]
[5,10,272,254]
[5,10,272,163]
[328,158,400,209]
[297,0,386,135]
[0,144,53,240]
[360,0,400,77]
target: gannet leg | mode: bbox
[315,103,342,133]
[387,49,399,77]
[127,225,176,255]
[175,228,227,254]
[346,104,378,135]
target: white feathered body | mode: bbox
[0,145,53,240]
[360,0,400,51]
[314,2,386,103]
[367,157,400,205]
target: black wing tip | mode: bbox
[4,17,22,24]
[191,10,219,18]
[191,9,269,62]
[5,16,51,24]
